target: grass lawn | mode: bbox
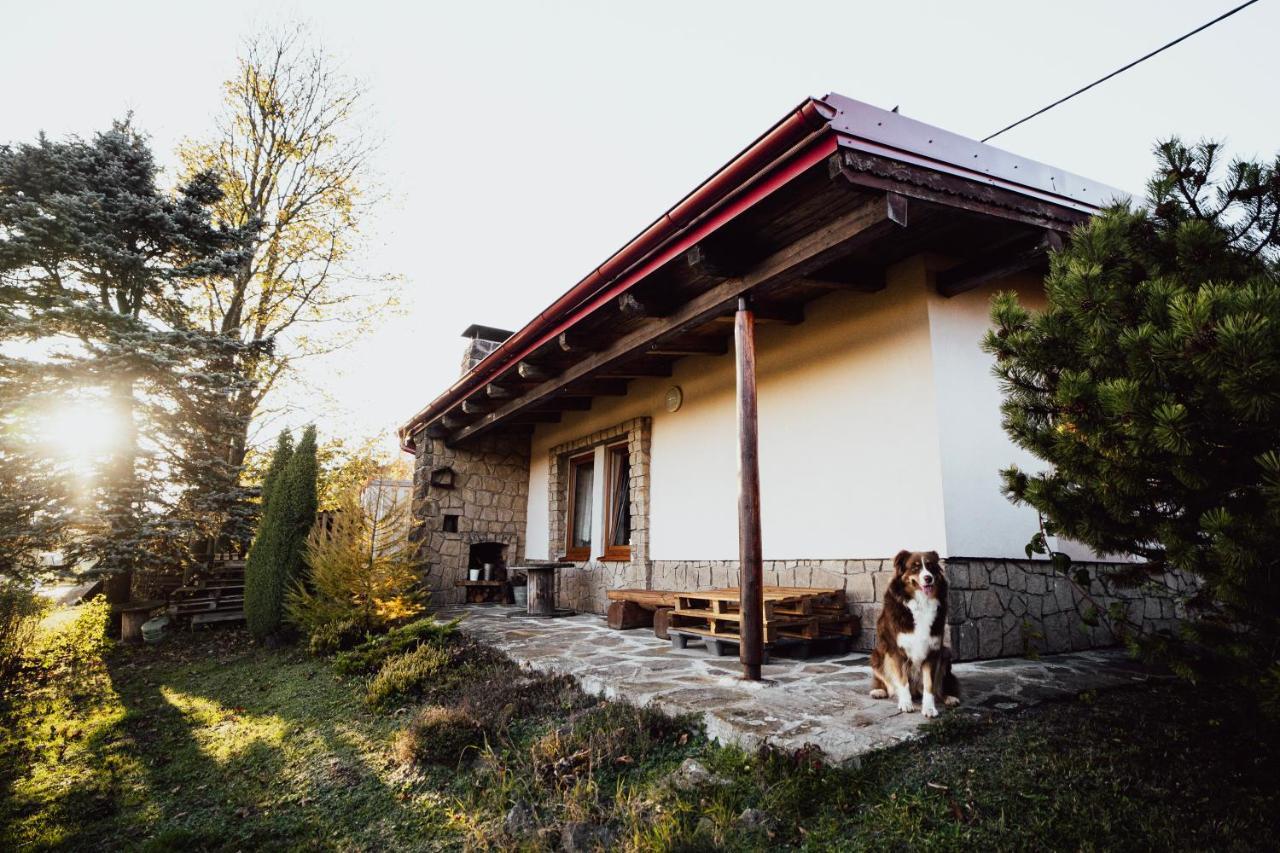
[2,607,1278,851]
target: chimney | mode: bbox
[460,324,514,375]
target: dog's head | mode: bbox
[893,550,943,599]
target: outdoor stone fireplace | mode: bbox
[409,430,530,606]
[468,541,508,580]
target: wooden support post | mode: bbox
[735,297,764,681]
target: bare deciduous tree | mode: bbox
[181,24,395,502]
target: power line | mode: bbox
[983,0,1263,143]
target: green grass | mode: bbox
[3,607,1279,851]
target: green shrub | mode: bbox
[246,426,317,640]
[308,618,365,657]
[365,642,451,708]
[392,705,485,766]
[30,597,110,673]
[0,582,49,678]
[333,616,456,676]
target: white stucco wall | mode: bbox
[925,272,1050,558]
[526,255,954,561]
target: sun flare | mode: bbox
[39,400,127,477]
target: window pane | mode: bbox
[571,460,594,550]
[609,448,631,547]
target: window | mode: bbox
[603,444,631,561]
[565,452,594,561]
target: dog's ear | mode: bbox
[925,550,942,573]
[893,550,911,574]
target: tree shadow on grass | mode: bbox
[33,629,453,851]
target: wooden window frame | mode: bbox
[563,451,594,561]
[601,443,632,562]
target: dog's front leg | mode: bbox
[920,660,938,718]
[888,658,914,713]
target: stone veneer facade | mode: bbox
[550,554,1190,660]
[409,431,531,607]
[410,420,1190,659]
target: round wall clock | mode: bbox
[665,385,683,413]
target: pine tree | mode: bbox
[984,138,1280,695]
[244,426,316,639]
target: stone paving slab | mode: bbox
[441,605,1158,765]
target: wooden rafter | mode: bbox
[935,231,1064,297]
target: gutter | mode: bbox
[399,97,835,452]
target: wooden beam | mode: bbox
[450,195,902,443]
[517,361,549,381]
[829,149,1083,233]
[441,413,468,430]
[792,274,885,293]
[460,399,492,415]
[486,383,514,399]
[533,396,592,412]
[710,304,803,326]
[598,362,673,379]
[735,297,764,682]
[935,231,1064,297]
[424,423,449,439]
[562,379,629,396]
[558,332,590,354]
[617,292,667,319]
[645,338,728,357]
[685,244,742,280]
[510,411,561,424]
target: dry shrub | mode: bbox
[529,703,686,791]
[393,705,485,767]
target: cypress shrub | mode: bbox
[245,430,296,638]
[277,425,319,605]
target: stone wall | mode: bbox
[409,430,531,606]
[564,556,1191,660]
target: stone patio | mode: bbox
[440,605,1160,765]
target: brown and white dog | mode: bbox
[869,550,960,717]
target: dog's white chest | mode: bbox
[896,593,941,665]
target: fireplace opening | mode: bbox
[468,542,508,581]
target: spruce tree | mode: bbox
[984,138,1280,694]
[244,431,292,638]
[0,121,254,583]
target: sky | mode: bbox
[3,0,1278,459]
